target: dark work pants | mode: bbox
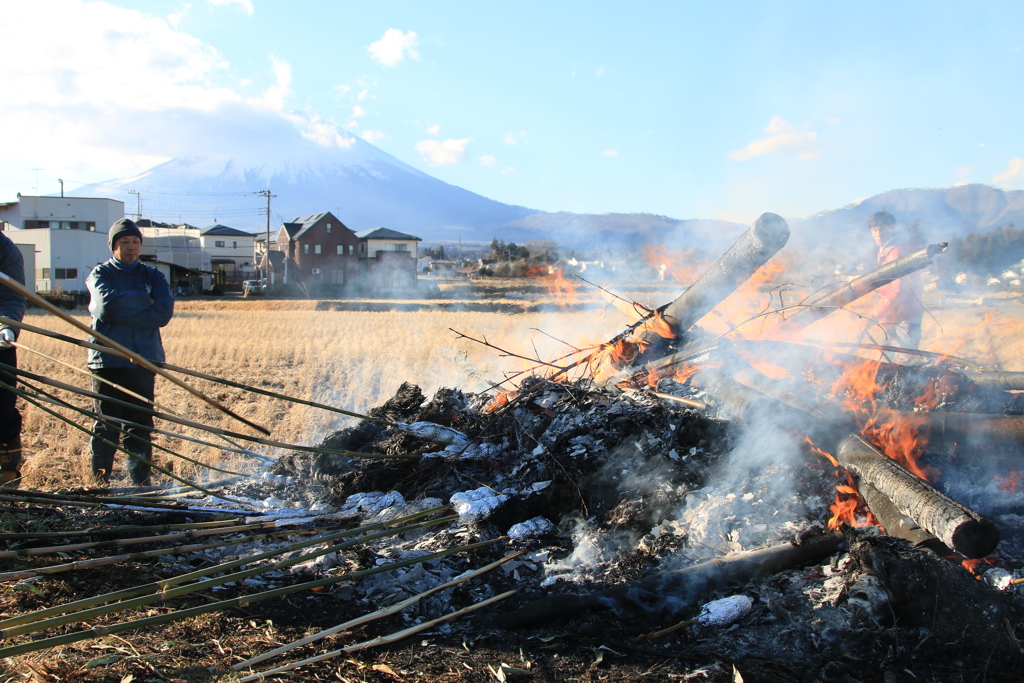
[90,367,156,485]
[0,347,21,473]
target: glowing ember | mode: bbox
[995,466,1022,494]
[962,556,999,577]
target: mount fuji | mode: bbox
[71,134,540,245]
[68,126,745,252]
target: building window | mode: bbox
[348,245,354,255]
[24,220,50,229]
[359,243,366,255]
[69,222,80,229]
[55,268,78,279]
[315,244,322,254]
[336,245,343,255]
[87,222,96,231]
[41,268,50,278]
[393,243,408,252]
[215,240,225,248]
[304,244,310,255]
[326,223,332,234]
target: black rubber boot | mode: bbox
[126,456,152,487]
[0,438,22,489]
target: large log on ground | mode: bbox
[641,212,790,347]
[835,436,999,558]
[909,411,1024,445]
[969,370,1024,391]
[775,242,947,335]
[857,481,954,556]
[499,532,845,627]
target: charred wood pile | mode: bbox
[3,215,1024,681]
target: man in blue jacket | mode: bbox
[0,231,26,487]
[87,218,174,485]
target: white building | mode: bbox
[139,225,211,292]
[201,225,257,280]
[0,196,124,293]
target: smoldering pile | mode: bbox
[217,345,1021,678]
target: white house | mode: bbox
[201,224,257,280]
[0,196,124,293]
[139,225,211,292]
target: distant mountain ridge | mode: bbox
[790,184,1024,249]
[69,132,1022,253]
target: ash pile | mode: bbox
[219,211,1024,679]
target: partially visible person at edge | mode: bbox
[868,210,925,349]
[0,230,26,488]
[87,218,174,486]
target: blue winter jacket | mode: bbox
[0,232,26,339]
[86,258,174,369]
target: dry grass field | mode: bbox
[11,285,1024,491]
[13,299,629,490]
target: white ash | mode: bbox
[984,567,1015,591]
[697,594,754,627]
[421,441,504,460]
[508,516,555,539]
[395,421,470,447]
[450,487,509,522]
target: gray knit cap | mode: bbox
[108,218,143,252]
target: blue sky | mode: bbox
[1,1,1023,225]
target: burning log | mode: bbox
[905,411,1024,445]
[694,361,1001,559]
[969,370,1024,391]
[856,481,953,556]
[640,212,790,347]
[499,532,845,627]
[835,436,1000,558]
[775,242,947,335]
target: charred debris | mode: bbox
[3,212,1024,680]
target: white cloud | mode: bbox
[351,105,367,118]
[427,123,441,135]
[167,4,191,27]
[357,88,375,101]
[260,56,292,111]
[479,155,498,168]
[601,149,618,157]
[332,84,352,99]
[0,0,365,195]
[368,29,420,67]
[361,130,389,144]
[414,138,470,166]
[728,116,820,162]
[993,158,1024,188]
[502,131,527,145]
[207,0,254,16]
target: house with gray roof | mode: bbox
[201,224,257,282]
[273,211,359,291]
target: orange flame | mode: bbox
[484,390,514,413]
[640,244,706,284]
[962,556,998,577]
[806,437,881,530]
[995,467,1022,494]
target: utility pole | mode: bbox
[58,179,64,198]
[128,190,141,221]
[258,189,277,289]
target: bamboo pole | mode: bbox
[11,338,265,462]
[0,517,249,541]
[235,551,523,670]
[0,364,413,460]
[0,505,451,631]
[0,523,351,583]
[0,315,390,426]
[1,378,244,503]
[0,517,457,640]
[0,276,269,435]
[0,539,497,658]
[0,520,278,558]
[18,377,249,478]
[236,589,519,682]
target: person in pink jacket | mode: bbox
[868,211,924,348]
